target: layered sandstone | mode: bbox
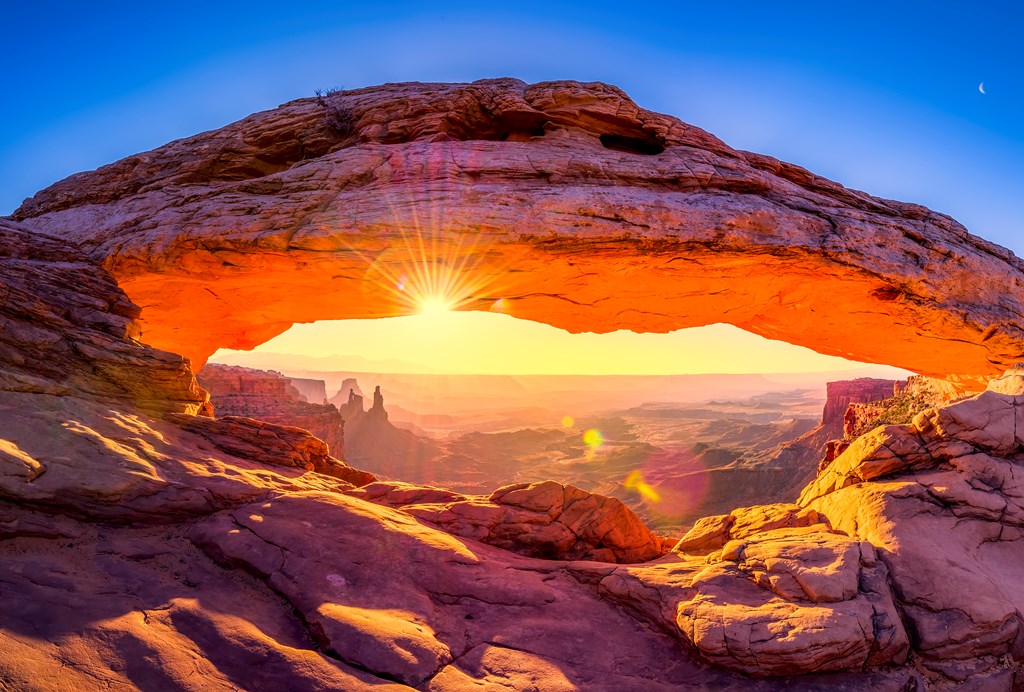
[349,479,666,563]
[789,368,1024,686]
[333,383,440,477]
[733,377,900,505]
[288,376,329,404]
[4,217,1024,687]
[13,79,1024,381]
[0,219,208,415]
[821,378,897,428]
[197,364,346,455]
[0,218,370,523]
[1,222,728,688]
[843,374,966,439]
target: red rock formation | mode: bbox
[736,377,901,503]
[368,385,387,422]
[331,380,440,477]
[13,80,1024,381]
[792,367,1024,685]
[0,219,208,415]
[816,375,969,473]
[2,209,1020,688]
[564,374,1024,683]
[843,374,966,439]
[672,503,827,554]
[821,378,897,429]
[197,363,345,455]
[11,79,1024,689]
[0,218,372,523]
[349,479,666,563]
[169,414,374,486]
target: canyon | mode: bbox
[200,363,911,533]
[3,79,1024,690]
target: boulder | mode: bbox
[379,480,665,563]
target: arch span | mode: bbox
[14,79,1024,379]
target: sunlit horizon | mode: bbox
[209,312,914,377]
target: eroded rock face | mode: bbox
[672,503,826,554]
[0,218,369,522]
[796,367,1024,686]
[0,219,208,415]
[677,527,908,676]
[822,378,897,428]
[555,371,1024,685]
[9,79,1024,689]
[348,479,666,563]
[169,413,375,487]
[186,491,759,690]
[13,79,1024,380]
[569,522,909,679]
[197,363,346,455]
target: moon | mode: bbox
[979,82,986,94]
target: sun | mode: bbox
[417,294,457,316]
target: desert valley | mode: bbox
[198,360,913,532]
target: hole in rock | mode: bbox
[205,314,910,533]
[444,113,549,143]
[599,133,665,155]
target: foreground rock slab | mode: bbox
[798,366,1024,687]
[189,491,751,690]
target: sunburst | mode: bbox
[327,142,516,319]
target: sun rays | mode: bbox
[325,143,517,320]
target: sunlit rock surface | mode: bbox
[348,479,667,563]
[821,378,897,428]
[0,218,762,689]
[197,363,346,455]
[13,79,1024,380]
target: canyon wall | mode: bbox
[288,376,329,404]
[821,378,897,428]
[197,364,345,456]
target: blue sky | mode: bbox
[2,1,1021,253]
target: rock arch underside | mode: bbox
[3,79,1024,689]
[13,78,1024,379]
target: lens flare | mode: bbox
[583,428,604,448]
[561,415,575,428]
[624,470,662,503]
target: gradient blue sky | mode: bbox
[2,1,1021,252]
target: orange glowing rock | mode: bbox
[349,479,666,563]
[13,79,1024,381]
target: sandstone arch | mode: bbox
[14,79,1024,379]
